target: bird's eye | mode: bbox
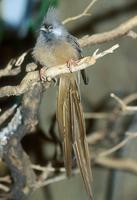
[40,25,48,32]
[48,25,53,32]
[40,24,53,33]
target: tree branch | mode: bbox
[99,132,137,157]
[95,157,137,175]
[30,156,137,190]
[0,71,40,97]
[0,44,119,98]
[79,15,137,47]
[111,93,137,113]
[0,59,20,78]
[0,104,18,126]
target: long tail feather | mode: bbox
[57,74,93,199]
[57,74,72,177]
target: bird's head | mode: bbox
[39,7,68,41]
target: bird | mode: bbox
[32,7,93,200]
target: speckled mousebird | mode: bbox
[32,8,93,200]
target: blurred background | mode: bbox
[0,0,137,199]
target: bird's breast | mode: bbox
[33,40,79,68]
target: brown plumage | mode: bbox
[57,73,92,199]
[33,7,93,199]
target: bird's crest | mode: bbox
[43,7,59,26]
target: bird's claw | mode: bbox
[67,59,78,73]
[39,67,58,86]
[39,67,47,82]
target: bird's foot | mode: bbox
[67,59,78,73]
[39,67,58,86]
[39,67,47,82]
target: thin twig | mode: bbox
[0,184,10,192]
[123,93,137,104]
[95,157,137,174]
[0,176,11,184]
[0,104,17,126]
[99,132,137,157]
[31,164,66,173]
[0,59,21,78]
[111,93,137,113]
[31,155,137,189]
[63,0,98,24]
[84,112,112,119]
[0,51,33,79]
[32,168,79,189]
[93,44,119,59]
[87,132,106,144]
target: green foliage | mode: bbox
[29,0,58,33]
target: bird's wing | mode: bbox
[67,34,82,57]
[67,35,89,85]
